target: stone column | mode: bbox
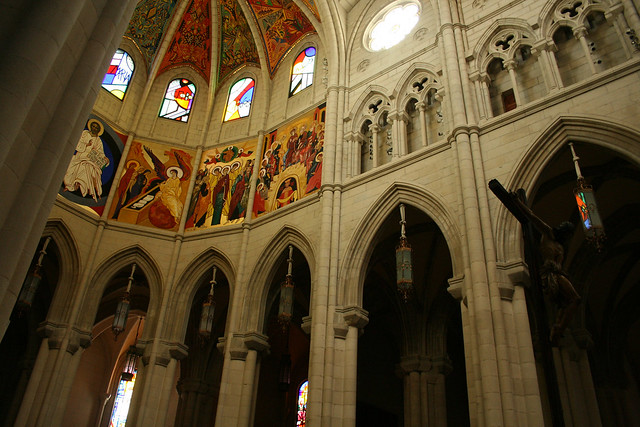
[334,306,368,427]
[573,26,598,75]
[128,340,188,427]
[388,112,408,158]
[606,3,634,58]
[531,40,560,92]
[415,101,430,146]
[14,323,92,427]
[468,72,486,121]
[369,124,379,167]
[503,59,522,107]
[237,332,270,427]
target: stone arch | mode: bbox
[539,0,612,38]
[340,181,463,307]
[243,225,316,332]
[77,245,163,338]
[164,247,236,342]
[494,115,640,263]
[347,85,392,134]
[394,64,441,111]
[41,219,81,324]
[472,19,539,74]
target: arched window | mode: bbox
[109,371,136,427]
[290,47,316,96]
[102,49,135,100]
[224,78,255,122]
[297,380,308,426]
[159,78,196,122]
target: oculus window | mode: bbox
[159,78,196,122]
[102,49,135,100]
[224,78,255,122]
[290,47,316,96]
[366,1,420,51]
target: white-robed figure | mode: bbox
[63,119,110,201]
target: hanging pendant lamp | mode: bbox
[278,245,295,331]
[15,237,51,315]
[396,204,413,302]
[570,143,605,250]
[112,264,136,339]
[121,317,143,381]
[199,266,217,339]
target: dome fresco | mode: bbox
[125,0,316,84]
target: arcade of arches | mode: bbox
[0,0,639,426]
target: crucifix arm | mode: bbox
[510,194,553,238]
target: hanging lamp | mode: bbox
[199,266,217,339]
[112,263,136,339]
[15,237,51,315]
[569,143,605,250]
[396,204,413,301]
[278,245,295,331]
[121,317,143,381]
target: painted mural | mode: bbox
[109,140,195,231]
[299,0,320,22]
[59,115,125,216]
[253,104,325,217]
[158,0,212,81]
[125,0,179,68]
[219,0,261,81]
[185,140,257,230]
[245,0,316,75]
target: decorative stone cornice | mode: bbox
[447,274,465,303]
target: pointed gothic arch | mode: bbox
[164,247,236,341]
[243,225,316,332]
[339,181,463,306]
[77,245,163,337]
[494,115,640,263]
[42,219,81,324]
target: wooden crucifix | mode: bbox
[489,178,580,427]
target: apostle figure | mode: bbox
[63,119,110,202]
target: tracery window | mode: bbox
[102,49,135,100]
[366,1,420,51]
[290,47,316,96]
[109,372,136,427]
[297,380,308,427]
[159,78,196,122]
[224,78,255,122]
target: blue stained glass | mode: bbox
[102,49,135,100]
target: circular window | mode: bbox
[366,1,421,52]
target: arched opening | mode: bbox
[514,45,545,104]
[173,267,230,426]
[0,238,60,426]
[254,246,311,427]
[63,264,150,427]
[525,142,640,426]
[553,26,590,87]
[360,120,374,173]
[405,98,422,153]
[487,58,515,116]
[356,204,468,426]
[585,11,626,72]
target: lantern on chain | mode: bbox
[199,266,217,339]
[396,204,413,301]
[112,264,136,339]
[569,143,605,250]
[15,237,52,315]
[278,245,295,331]
[121,317,143,381]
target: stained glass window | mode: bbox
[290,47,316,96]
[367,2,420,51]
[109,372,136,427]
[297,380,308,427]
[159,78,196,122]
[224,78,255,122]
[102,49,135,100]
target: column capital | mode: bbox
[338,305,369,328]
[447,274,465,303]
[399,354,430,373]
[416,101,428,112]
[573,25,588,39]
[368,123,380,133]
[138,339,189,366]
[503,59,517,71]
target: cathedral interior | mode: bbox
[0,0,639,426]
